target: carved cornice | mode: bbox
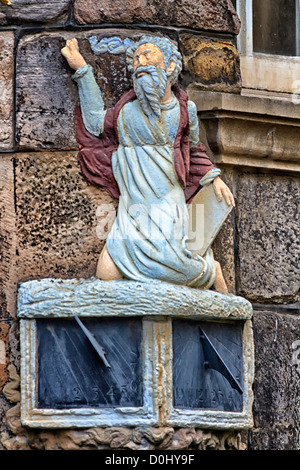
[189,88,300,174]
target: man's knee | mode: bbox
[96,244,123,281]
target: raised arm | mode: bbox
[61,38,106,136]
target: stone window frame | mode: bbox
[18,278,254,430]
[236,0,300,97]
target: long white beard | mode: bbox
[133,65,168,118]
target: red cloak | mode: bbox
[75,85,215,203]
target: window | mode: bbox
[235,0,300,96]
[253,0,300,56]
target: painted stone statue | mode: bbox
[61,36,235,292]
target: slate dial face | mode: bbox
[37,316,244,413]
[37,317,143,409]
[173,319,244,412]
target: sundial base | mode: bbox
[17,277,254,430]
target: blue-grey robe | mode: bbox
[74,65,220,287]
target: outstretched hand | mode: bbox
[61,38,87,71]
[213,176,235,207]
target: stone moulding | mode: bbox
[17,277,253,320]
[189,88,300,174]
[17,277,254,430]
[0,31,14,151]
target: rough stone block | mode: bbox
[0,32,14,150]
[250,309,300,450]
[180,35,241,93]
[0,323,10,391]
[74,30,143,108]
[14,151,117,282]
[16,30,143,150]
[0,156,16,319]
[236,173,300,303]
[16,33,79,150]
[74,0,240,34]
[0,0,71,25]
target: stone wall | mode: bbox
[0,0,299,451]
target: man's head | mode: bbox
[126,36,182,118]
[127,35,182,85]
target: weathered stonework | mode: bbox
[16,33,79,150]
[0,32,14,150]
[190,90,300,173]
[0,155,16,319]
[74,0,240,34]
[0,0,71,25]
[16,30,242,151]
[16,30,144,150]
[180,35,241,93]
[17,278,253,321]
[2,412,248,450]
[236,173,300,304]
[212,169,300,304]
[249,310,300,450]
[17,278,254,431]
[14,151,117,282]
[0,323,10,391]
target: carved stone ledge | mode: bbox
[73,0,241,34]
[0,32,14,151]
[189,88,300,174]
[17,277,253,320]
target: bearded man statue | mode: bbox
[61,35,235,292]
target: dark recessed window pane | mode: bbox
[253,0,299,56]
[38,317,143,409]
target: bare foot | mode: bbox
[213,260,228,294]
[61,38,87,71]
